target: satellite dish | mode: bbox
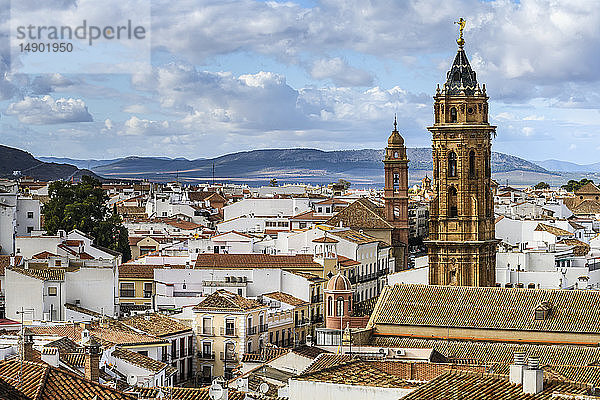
[209,383,224,400]
[236,378,244,387]
[127,374,138,385]
[259,383,269,394]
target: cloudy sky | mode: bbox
[1,0,600,164]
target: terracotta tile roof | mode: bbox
[283,270,326,282]
[302,354,354,374]
[296,359,420,389]
[0,359,135,399]
[44,337,82,355]
[8,267,65,281]
[61,352,85,368]
[132,387,246,400]
[128,237,144,246]
[312,236,339,243]
[241,347,289,363]
[118,264,158,279]
[111,348,170,374]
[263,292,308,307]
[557,239,590,256]
[291,345,330,359]
[0,255,23,275]
[370,284,600,334]
[326,198,393,230]
[29,321,165,347]
[32,251,59,259]
[163,218,203,231]
[575,182,600,195]
[400,369,592,400]
[194,254,321,269]
[338,255,360,268]
[289,210,328,221]
[534,223,573,237]
[122,312,192,337]
[569,200,600,215]
[369,336,600,367]
[64,303,103,317]
[194,290,266,312]
[314,198,348,205]
[329,229,379,244]
[544,365,600,387]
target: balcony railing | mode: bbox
[220,327,238,337]
[200,327,214,336]
[120,289,135,298]
[246,326,257,336]
[311,294,323,303]
[143,291,153,298]
[220,352,238,362]
[258,324,268,333]
[197,351,215,360]
[295,318,309,327]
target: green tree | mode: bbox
[43,175,131,261]
[269,178,278,187]
[562,178,594,193]
[336,179,351,190]
[534,182,550,190]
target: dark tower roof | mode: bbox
[445,44,478,96]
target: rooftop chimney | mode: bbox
[509,352,526,385]
[81,329,100,382]
[20,331,35,362]
[523,356,543,395]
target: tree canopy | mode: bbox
[561,178,594,193]
[534,182,550,190]
[43,175,131,261]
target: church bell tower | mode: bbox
[426,19,498,286]
[384,117,409,269]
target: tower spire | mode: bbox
[393,114,397,131]
[455,17,466,47]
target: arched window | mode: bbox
[347,296,352,312]
[448,186,458,217]
[469,150,476,178]
[327,296,333,316]
[336,297,344,316]
[448,151,457,178]
[450,107,457,122]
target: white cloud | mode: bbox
[119,116,171,136]
[310,57,373,87]
[5,95,93,124]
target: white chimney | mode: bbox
[509,352,526,385]
[522,356,543,394]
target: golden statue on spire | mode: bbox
[455,17,466,46]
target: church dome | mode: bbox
[326,272,352,291]
[388,130,404,146]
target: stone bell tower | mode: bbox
[426,19,498,287]
[383,116,409,269]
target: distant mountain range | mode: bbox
[40,148,553,186]
[0,145,100,182]
[534,159,600,173]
